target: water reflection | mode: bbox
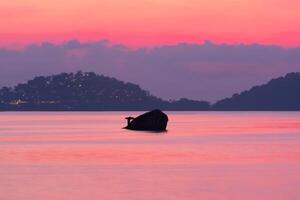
[0,112,300,200]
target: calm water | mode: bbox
[0,112,300,200]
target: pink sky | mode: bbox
[1,0,300,47]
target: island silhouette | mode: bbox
[0,71,209,111]
[213,72,300,110]
[0,71,299,111]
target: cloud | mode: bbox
[0,40,299,102]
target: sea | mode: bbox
[0,111,300,200]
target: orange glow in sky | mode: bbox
[1,0,300,46]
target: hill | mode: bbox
[0,71,210,111]
[213,72,300,110]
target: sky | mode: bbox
[0,0,300,102]
[1,0,300,47]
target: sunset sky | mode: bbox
[1,0,300,101]
[1,0,300,47]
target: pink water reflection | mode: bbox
[0,112,300,200]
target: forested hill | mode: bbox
[2,71,300,111]
[0,71,210,111]
[213,72,300,110]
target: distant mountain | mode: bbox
[213,72,300,110]
[0,71,210,111]
[3,71,300,111]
